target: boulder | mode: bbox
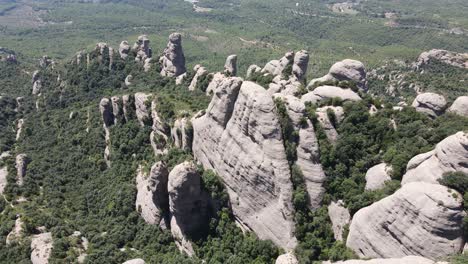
[99,98,114,128]
[134,93,152,126]
[246,64,261,79]
[315,106,344,143]
[31,232,53,264]
[292,50,309,81]
[168,161,209,255]
[448,96,468,117]
[192,80,297,250]
[411,93,447,117]
[175,72,187,85]
[135,163,169,225]
[15,154,28,187]
[365,163,392,191]
[119,41,131,59]
[402,131,468,185]
[416,49,468,69]
[301,86,361,104]
[122,259,145,264]
[224,54,238,76]
[347,182,465,259]
[150,99,169,155]
[262,51,294,77]
[160,33,186,77]
[308,59,367,91]
[328,200,350,241]
[323,256,446,264]
[276,253,299,264]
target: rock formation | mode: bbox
[347,182,465,259]
[6,217,23,245]
[122,94,134,122]
[16,118,24,141]
[0,166,7,194]
[292,50,309,81]
[365,163,392,190]
[448,96,468,117]
[416,49,468,69]
[134,92,152,126]
[262,51,294,77]
[31,232,53,264]
[150,99,169,155]
[133,35,152,62]
[122,259,146,264]
[136,162,169,226]
[315,106,344,144]
[188,65,208,91]
[246,64,261,78]
[308,59,367,91]
[160,33,186,77]
[411,92,447,117]
[39,55,53,68]
[276,253,299,264]
[168,161,209,255]
[301,86,361,104]
[192,79,297,250]
[125,75,133,87]
[119,41,131,59]
[402,131,468,185]
[323,256,447,264]
[224,54,237,76]
[15,154,28,187]
[171,117,192,150]
[328,200,350,241]
[99,98,114,128]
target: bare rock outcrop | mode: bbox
[301,86,361,104]
[188,65,208,91]
[31,232,53,264]
[168,161,209,256]
[347,182,465,260]
[315,106,344,143]
[15,154,28,187]
[402,131,468,185]
[416,49,468,69]
[111,96,122,124]
[125,75,133,87]
[192,80,297,250]
[119,41,131,59]
[6,217,23,245]
[16,118,24,141]
[262,51,294,77]
[328,200,350,241]
[411,93,447,118]
[0,166,7,194]
[99,98,114,128]
[122,259,146,264]
[448,96,468,117]
[323,256,447,264]
[134,92,152,126]
[151,99,169,155]
[160,33,186,77]
[224,54,237,76]
[365,163,392,191]
[133,35,152,62]
[292,50,309,81]
[308,59,367,91]
[246,64,261,78]
[172,117,192,150]
[136,162,169,226]
[276,253,299,264]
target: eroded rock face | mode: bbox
[122,259,146,264]
[188,65,208,91]
[136,162,169,226]
[119,41,131,59]
[16,118,24,141]
[99,98,114,128]
[192,80,297,250]
[292,50,309,81]
[411,93,447,118]
[224,54,237,76]
[151,99,169,155]
[168,161,209,256]
[347,182,465,260]
[323,256,445,264]
[160,33,186,77]
[301,86,361,104]
[125,75,133,87]
[134,93,152,126]
[328,200,350,241]
[111,96,122,124]
[172,117,192,150]
[6,217,23,245]
[308,59,367,91]
[246,64,261,79]
[262,51,294,77]
[365,163,392,191]
[31,232,53,264]
[133,35,152,62]
[416,49,468,69]
[315,106,344,144]
[122,95,134,122]
[448,96,468,117]
[15,154,28,187]
[276,253,299,264]
[402,131,468,185]
[0,166,7,194]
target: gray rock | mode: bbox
[143,58,152,72]
[365,163,392,191]
[416,49,468,69]
[175,72,187,85]
[205,72,226,95]
[150,99,169,155]
[224,54,237,76]
[111,96,122,124]
[31,232,53,264]
[172,117,192,150]
[448,96,468,117]
[192,81,297,250]
[133,35,152,62]
[39,55,53,68]
[16,118,24,141]
[347,182,465,259]
[246,64,261,79]
[323,256,446,264]
[308,59,367,91]
[292,50,309,81]
[315,106,344,144]
[15,154,28,187]
[122,259,145,264]
[134,93,152,126]
[276,253,299,264]
[328,200,350,241]
[411,93,447,117]
[6,217,23,245]
[135,162,169,225]
[119,41,131,59]
[160,33,186,77]
[301,86,361,104]
[188,65,208,91]
[99,98,114,128]
[262,51,294,77]
[402,131,468,185]
[0,166,7,195]
[125,75,133,87]
[122,94,134,122]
